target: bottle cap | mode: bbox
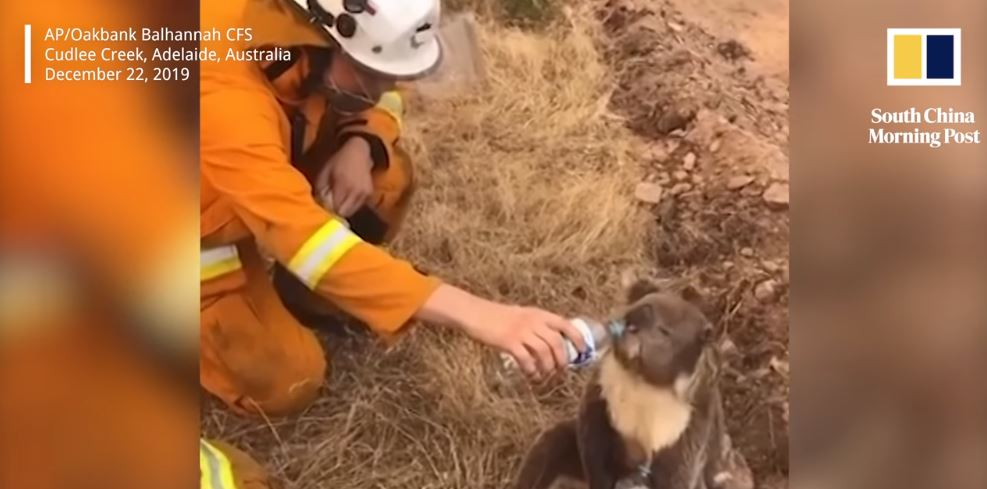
[606,319,627,338]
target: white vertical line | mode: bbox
[954,30,962,86]
[24,24,32,84]
[920,34,927,82]
[886,29,894,85]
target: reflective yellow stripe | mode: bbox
[200,439,238,489]
[288,219,362,288]
[376,90,404,129]
[201,245,242,282]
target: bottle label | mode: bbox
[567,318,598,367]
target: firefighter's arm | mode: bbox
[200,88,439,333]
[335,90,405,170]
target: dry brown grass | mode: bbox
[203,7,651,489]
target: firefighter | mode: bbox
[200,0,587,418]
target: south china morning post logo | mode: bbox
[887,28,961,86]
[870,28,980,148]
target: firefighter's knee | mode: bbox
[201,290,329,418]
[241,330,327,417]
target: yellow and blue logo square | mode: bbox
[887,28,962,86]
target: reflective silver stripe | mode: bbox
[376,90,403,128]
[295,227,348,280]
[200,244,242,281]
[201,245,238,267]
[287,219,362,288]
[200,440,228,489]
[199,440,236,489]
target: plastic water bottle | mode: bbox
[564,317,626,368]
[497,318,626,373]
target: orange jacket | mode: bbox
[200,0,439,334]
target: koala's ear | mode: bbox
[627,279,660,304]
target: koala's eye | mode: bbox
[624,303,655,333]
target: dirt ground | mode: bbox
[203,0,790,488]
[599,0,790,485]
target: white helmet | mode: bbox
[289,0,442,79]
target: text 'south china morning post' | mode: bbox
[25,25,291,84]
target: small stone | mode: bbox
[667,21,685,32]
[710,139,722,153]
[769,356,790,376]
[673,170,689,181]
[648,145,670,162]
[754,279,779,303]
[683,152,697,170]
[657,111,689,135]
[634,182,664,204]
[740,247,754,257]
[727,175,755,190]
[670,183,693,195]
[762,260,780,273]
[750,367,771,379]
[763,183,790,209]
[718,337,739,357]
[723,260,734,269]
[669,129,687,138]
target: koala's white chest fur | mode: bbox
[599,354,693,457]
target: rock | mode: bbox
[667,21,684,32]
[769,356,790,376]
[669,128,687,138]
[754,279,779,303]
[673,170,689,181]
[670,183,692,195]
[709,139,721,153]
[723,260,734,269]
[656,111,689,135]
[763,183,790,209]
[767,153,790,182]
[767,102,789,114]
[718,337,739,357]
[762,260,781,273]
[740,247,754,257]
[727,175,755,190]
[682,152,697,170]
[648,145,670,162]
[634,182,664,204]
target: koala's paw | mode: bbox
[711,449,754,489]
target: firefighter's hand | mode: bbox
[317,137,374,217]
[416,284,588,379]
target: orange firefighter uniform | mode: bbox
[200,0,441,417]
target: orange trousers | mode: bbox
[200,146,416,418]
